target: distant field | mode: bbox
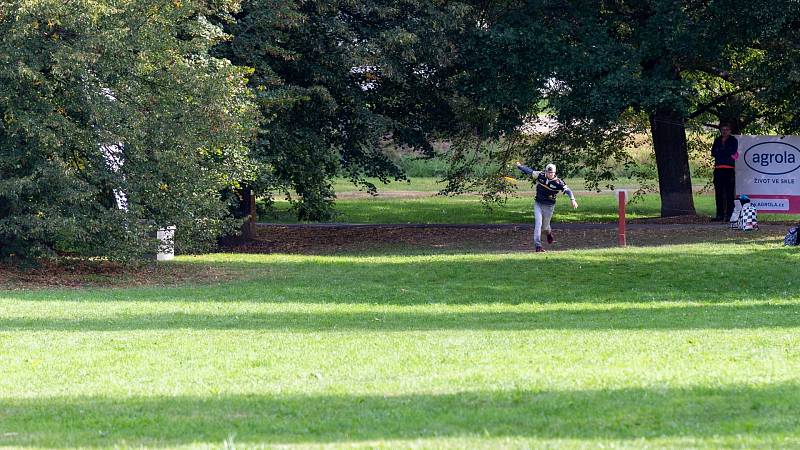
[260,178,799,224]
[331,177,641,194]
[260,194,678,224]
[331,177,450,193]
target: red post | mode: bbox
[617,190,627,247]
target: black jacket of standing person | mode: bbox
[711,124,738,221]
[711,134,738,168]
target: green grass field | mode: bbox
[329,177,640,194]
[262,178,800,224]
[305,194,708,224]
[330,177,453,193]
[2,244,800,448]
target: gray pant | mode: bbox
[533,201,555,247]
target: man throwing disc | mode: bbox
[516,162,578,252]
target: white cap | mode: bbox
[545,163,557,173]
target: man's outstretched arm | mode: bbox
[515,162,540,177]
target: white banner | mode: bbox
[736,135,800,213]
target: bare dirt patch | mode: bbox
[0,259,235,290]
[224,222,790,254]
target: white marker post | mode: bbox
[157,226,176,261]
[616,189,628,247]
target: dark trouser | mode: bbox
[713,168,736,220]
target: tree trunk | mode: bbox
[239,187,257,241]
[217,186,257,246]
[649,109,696,217]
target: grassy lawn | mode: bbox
[322,194,709,224]
[331,177,451,193]
[266,176,686,224]
[330,177,641,194]
[262,192,718,224]
[2,244,800,448]
[261,177,800,224]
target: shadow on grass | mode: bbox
[2,384,798,447]
[2,302,799,331]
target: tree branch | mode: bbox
[689,64,735,83]
[687,88,747,120]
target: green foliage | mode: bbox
[217,0,478,220]
[395,154,449,178]
[5,0,799,246]
[415,1,800,215]
[0,0,257,260]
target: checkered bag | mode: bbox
[785,226,800,246]
[729,199,742,229]
[737,204,758,231]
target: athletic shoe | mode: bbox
[535,246,546,253]
[546,232,555,244]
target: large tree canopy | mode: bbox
[5,0,800,259]
[438,0,800,216]
[0,0,257,259]
[223,0,800,219]
[217,0,476,220]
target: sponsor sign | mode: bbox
[736,136,800,213]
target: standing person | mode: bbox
[516,162,578,252]
[711,122,739,221]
